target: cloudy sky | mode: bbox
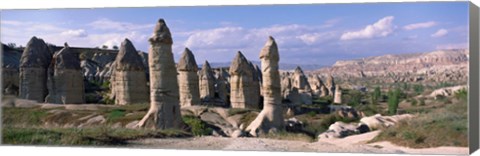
[1,2,468,65]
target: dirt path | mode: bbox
[128,131,468,154]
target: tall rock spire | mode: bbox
[246,36,285,136]
[137,19,183,129]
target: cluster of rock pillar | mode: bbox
[16,19,343,132]
[19,37,85,104]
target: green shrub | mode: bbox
[107,109,126,122]
[419,98,426,106]
[410,98,418,106]
[371,86,382,104]
[307,111,317,117]
[182,116,212,136]
[347,90,362,106]
[387,88,401,115]
[413,84,424,95]
[454,88,467,101]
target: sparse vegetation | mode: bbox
[182,115,213,136]
[260,130,315,142]
[371,86,382,104]
[3,127,191,146]
[371,90,468,148]
[413,84,424,95]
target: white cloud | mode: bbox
[61,29,88,38]
[340,16,396,41]
[1,20,33,26]
[1,19,149,50]
[403,21,437,30]
[177,24,339,62]
[297,32,338,45]
[431,29,448,38]
[88,18,154,31]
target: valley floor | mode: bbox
[128,131,468,155]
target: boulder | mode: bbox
[359,114,414,130]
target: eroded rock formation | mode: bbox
[246,36,284,136]
[199,61,216,102]
[110,39,149,105]
[326,75,336,96]
[19,36,52,102]
[292,66,312,105]
[45,43,85,104]
[229,51,257,109]
[136,19,183,129]
[177,48,201,107]
[333,85,342,104]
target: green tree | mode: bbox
[388,88,401,115]
[371,86,381,104]
[413,84,424,95]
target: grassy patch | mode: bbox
[106,109,126,122]
[228,108,252,116]
[182,115,212,136]
[370,96,467,148]
[2,126,191,146]
[299,113,359,136]
[259,130,315,142]
[2,107,49,127]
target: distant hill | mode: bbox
[202,61,325,71]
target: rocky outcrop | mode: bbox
[318,121,359,139]
[136,19,183,129]
[359,114,414,130]
[292,66,312,105]
[45,43,85,104]
[2,44,22,95]
[428,85,467,98]
[308,75,325,98]
[110,39,149,105]
[216,71,229,105]
[199,61,216,102]
[314,49,468,84]
[246,36,285,136]
[325,75,335,96]
[177,48,201,107]
[19,36,53,102]
[249,62,261,108]
[229,51,258,109]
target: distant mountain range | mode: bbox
[202,61,325,71]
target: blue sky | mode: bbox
[1,2,469,65]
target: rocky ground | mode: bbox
[128,131,467,155]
